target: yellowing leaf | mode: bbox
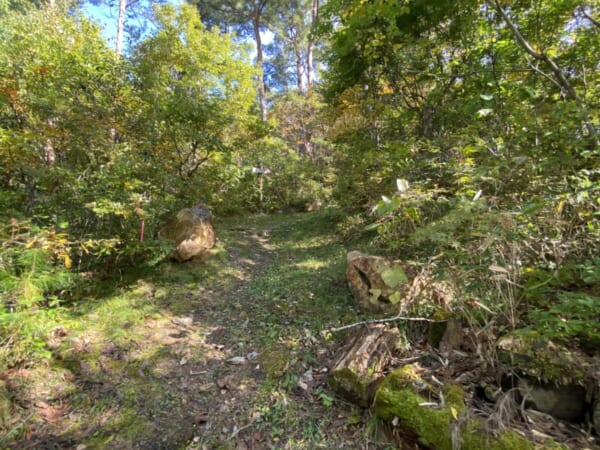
[369,288,382,303]
[64,254,72,269]
[450,406,458,420]
[389,292,402,305]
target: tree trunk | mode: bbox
[306,0,318,90]
[116,0,127,56]
[295,48,303,92]
[328,324,400,407]
[253,4,267,122]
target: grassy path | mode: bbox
[3,210,389,449]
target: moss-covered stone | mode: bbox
[497,329,589,385]
[374,365,539,450]
[259,346,290,379]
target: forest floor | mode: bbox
[2,210,395,449]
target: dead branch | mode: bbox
[324,315,446,334]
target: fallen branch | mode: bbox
[324,315,446,334]
[230,414,261,439]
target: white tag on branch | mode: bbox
[396,178,409,193]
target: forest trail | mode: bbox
[3,211,383,449]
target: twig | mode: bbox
[324,315,446,334]
[230,415,260,439]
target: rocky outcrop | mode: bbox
[160,204,216,262]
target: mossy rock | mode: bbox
[259,346,290,379]
[374,365,538,450]
[497,329,589,386]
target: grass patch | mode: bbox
[2,209,376,449]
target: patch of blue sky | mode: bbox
[80,0,182,51]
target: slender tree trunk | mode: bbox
[295,48,303,91]
[488,0,597,146]
[253,4,267,122]
[306,0,318,90]
[116,0,127,56]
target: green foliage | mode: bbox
[317,0,599,345]
[529,292,600,348]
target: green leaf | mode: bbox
[480,94,493,101]
[364,222,381,231]
[380,266,407,288]
[389,291,402,305]
[369,288,382,303]
[519,200,545,216]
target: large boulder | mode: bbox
[160,204,216,262]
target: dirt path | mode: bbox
[3,211,385,449]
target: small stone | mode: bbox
[227,356,246,365]
[302,369,314,383]
[247,351,259,361]
[173,316,194,327]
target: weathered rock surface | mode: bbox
[328,324,400,407]
[517,377,586,422]
[160,204,215,262]
[497,329,600,429]
[346,251,410,314]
